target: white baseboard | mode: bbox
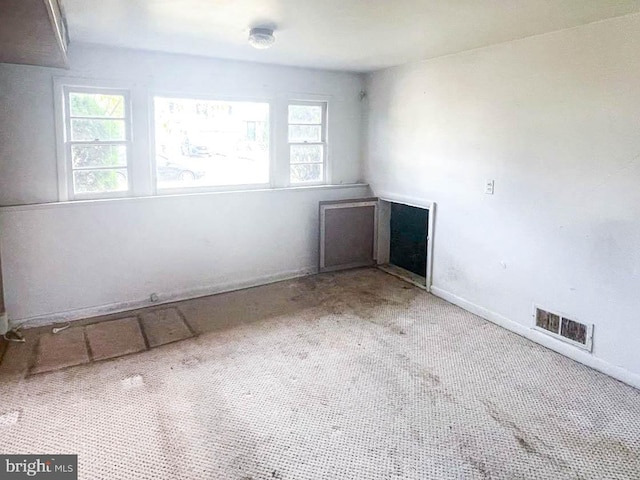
[431,286,640,391]
[14,266,319,329]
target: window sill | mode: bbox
[0,183,370,212]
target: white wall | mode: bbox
[0,44,367,323]
[365,14,640,385]
[0,186,368,323]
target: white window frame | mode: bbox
[54,79,343,202]
[55,78,134,201]
[150,92,274,195]
[287,101,328,186]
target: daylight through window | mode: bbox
[288,103,327,184]
[154,97,270,190]
[65,89,130,196]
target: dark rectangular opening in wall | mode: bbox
[389,203,428,278]
[560,318,588,345]
[536,309,560,334]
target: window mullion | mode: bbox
[72,166,128,171]
[68,140,129,146]
[69,115,127,121]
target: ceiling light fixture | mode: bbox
[248,27,275,49]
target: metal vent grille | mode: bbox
[535,307,593,352]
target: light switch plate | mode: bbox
[485,179,495,195]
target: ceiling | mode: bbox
[61,0,640,72]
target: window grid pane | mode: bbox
[288,125,322,143]
[69,92,125,118]
[71,144,127,168]
[288,103,326,184]
[66,89,130,197]
[290,164,323,183]
[288,105,322,124]
[73,168,128,194]
[290,144,324,164]
[71,118,126,142]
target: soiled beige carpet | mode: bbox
[1,268,639,479]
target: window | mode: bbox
[154,97,270,190]
[63,88,131,198]
[56,80,338,201]
[288,102,327,184]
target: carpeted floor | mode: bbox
[0,268,639,479]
